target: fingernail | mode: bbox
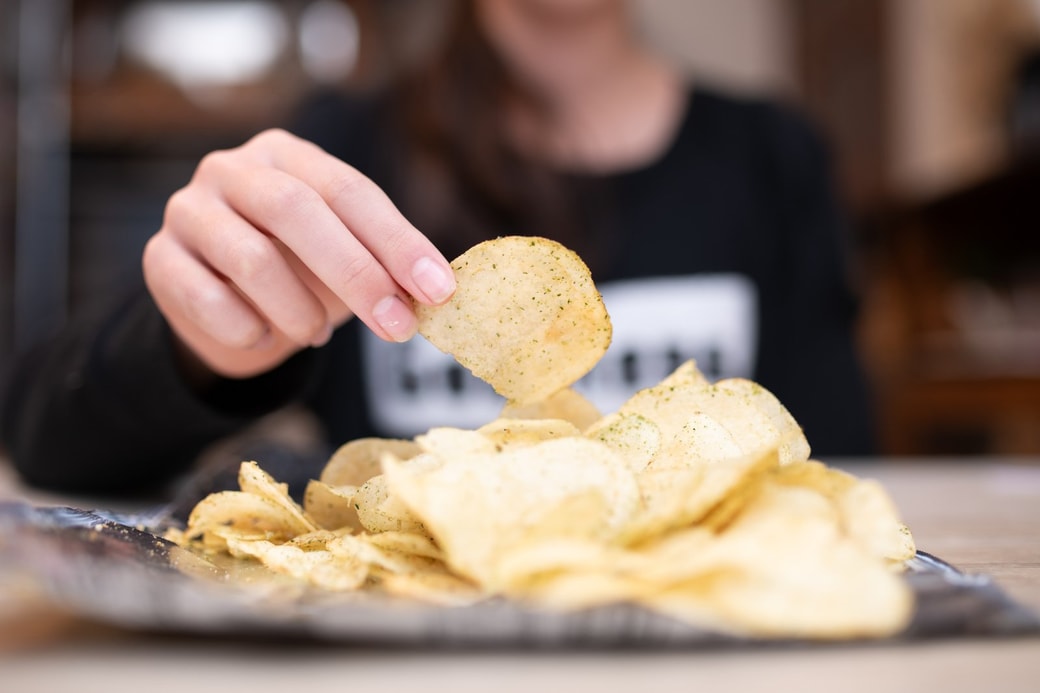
[412,256,456,304]
[310,323,333,348]
[373,295,417,342]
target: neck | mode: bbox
[477,0,685,171]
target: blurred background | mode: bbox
[1,0,1039,457]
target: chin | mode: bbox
[479,0,624,22]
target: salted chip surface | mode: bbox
[321,438,420,487]
[500,387,602,431]
[415,236,612,405]
[383,436,641,586]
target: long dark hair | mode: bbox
[393,1,607,269]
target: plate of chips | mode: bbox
[3,237,1037,644]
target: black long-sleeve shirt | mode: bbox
[1,86,876,494]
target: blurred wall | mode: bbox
[889,0,1040,200]
[0,2,20,360]
[633,0,794,96]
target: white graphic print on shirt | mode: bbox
[362,274,757,437]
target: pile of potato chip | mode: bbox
[170,237,916,639]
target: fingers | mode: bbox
[143,232,270,351]
[150,127,458,377]
[204,129,457,342]
[163,187,332,348]
[264,131,456,305]
[217,162,418,342]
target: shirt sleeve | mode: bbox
[0,90,382,495]
[1,288,318,494]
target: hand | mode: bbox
[142,128,456,379]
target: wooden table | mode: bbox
[2,457,1039,693]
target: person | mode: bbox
[1,0,875,495]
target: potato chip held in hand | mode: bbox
[414,236,612,405]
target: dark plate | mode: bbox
[1,501,1038,647]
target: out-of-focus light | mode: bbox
[298,0,360,83]
[120,1,288,90]
[1028,0,1040,25]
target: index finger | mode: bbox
[264,130,457,306]
[212,129,457,343]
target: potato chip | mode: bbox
[768,461,916,564]
[183,490,313,551]
[377,571,483,606]
[838,480,917,565]
[713,378,811,464]
[584,412,661,472]
[491,536,629,593]
[652,413,744,469]
[415,236,612,404]
[383,436,640,585]
[476,417,582,450]
[641,483,913,638]
[286,529,339,550]
[415,427,497,458]
[364,530,444,561]
[619,380,781,460]
[510,563,650,613]
[303,480,360,531]
[320,438,421,487]
[225,535,368,591]
[328,534,430,575]
[656,358,711,389]
[237,461,318,534]
[620,445,779,545]
[354,471,426,535]
[507,550,738,629]
[500,387,602,430]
